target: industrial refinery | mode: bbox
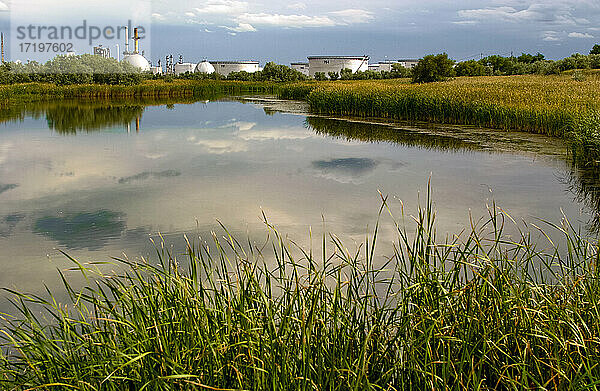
[88,26,417,79]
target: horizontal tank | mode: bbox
[211,61,259,77]
[290,62,309,76]
[307,56,369,78]
[174,63,196,75]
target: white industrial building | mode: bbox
[307,56,369,78]
[211,61,260,77]
[290,62,309,76]
[368,59,420,72]
[397,59,419,69]
[375,61,397,72]
[174,62,196,75]
[150,66,162,75]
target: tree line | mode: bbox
[0,54,144,85]
[413,45,600,83]
[1,45,600,86]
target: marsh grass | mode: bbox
[1,187,600,390]
[279,76,600,147]
[0,80,277,107]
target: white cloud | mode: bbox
[193,0,249,15]
[452,20,478,25]
[0,142,12,165]
[232,121,257,131]
[329,9,374,24]
[223,23,257,32]
[238,128,314,141]
[151,12,165,21]
[457,3,592,26]
[542,31,561,41]
[0,1,8,11]
[236,13,337,28]
[194,139,248,154]
[287,2,306,11]
[568,32,594,38]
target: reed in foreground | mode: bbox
[1,191,600,390]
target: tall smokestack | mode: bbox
[124,26,129,54]
[134,28,139,54]
[1,33,4,63]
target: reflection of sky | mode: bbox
[0,100,592,297]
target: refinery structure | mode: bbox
[87,26,419,79]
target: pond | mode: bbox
[0,96,598,296]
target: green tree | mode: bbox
[314,72,327,81]
[389,63,411,78]
[517,52,545,64]
[328,71,339,80]
[339,68,353,80]
[411,53,455,83]
[454,60,487,77]
[590,44,600,55]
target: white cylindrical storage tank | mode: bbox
[307,56,369,78]
[195,60,215,74]
[174,63,196,75]
[122,54,150,71]
[211,61,260,77]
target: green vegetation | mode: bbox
[306,116,476,152]
[228,62,308,82]
[454,60,487,77]
[455,52,600,77]
[1,188,600,389]
[0,54,144,86]
[314,72,327,81]
[411,53,455,83]
[0,80,276,107]
[279,75,600,156]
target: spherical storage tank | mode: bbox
[195,60,215,74]
[122,54,150,72]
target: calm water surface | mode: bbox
[0,97,598,295]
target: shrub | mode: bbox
[314,72,327,81]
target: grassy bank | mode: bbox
[0,80,277,106]
[1,190,600,390]
[279,75,600,146]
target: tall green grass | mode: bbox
[1,187,600,390]
[279,75,600,141]
[0,80,277,107]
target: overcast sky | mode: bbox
[1,0,599,64]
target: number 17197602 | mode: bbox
[19,42,74,53]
